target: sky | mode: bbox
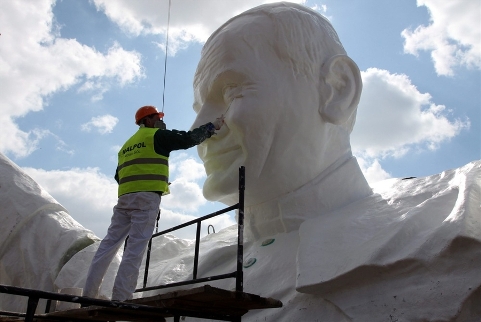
[0,0,479,239]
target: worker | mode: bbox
[83,105,224,302]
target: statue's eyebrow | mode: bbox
[209,70,233,90]
[208,70,246,95]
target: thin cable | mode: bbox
[224,95,243,115]
[161,0,172,115]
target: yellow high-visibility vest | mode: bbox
[117,127,169,197]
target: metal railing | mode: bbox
[135,166,245,293]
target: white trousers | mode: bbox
[83,191,161,301]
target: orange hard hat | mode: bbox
[135,106,164,125]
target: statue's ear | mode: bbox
[318,55,362,125]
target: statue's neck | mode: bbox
[244,156,372,240]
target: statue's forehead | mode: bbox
[214,14,269,40]
[195,32,250,91]
[202,14,272,60]
[196,16,273,77]
[194,34,235,96]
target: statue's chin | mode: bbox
[203,174,239,206]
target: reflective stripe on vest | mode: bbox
[117,158,168,171]
[117,127,169,197]
[119,174,168,184]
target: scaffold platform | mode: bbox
[0,284,282,322]
[0,167,283,321]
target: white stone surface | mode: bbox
[1,151,479,320]
[297,161,481,321]
[0,153,98,312]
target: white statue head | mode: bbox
[191,2,363,208]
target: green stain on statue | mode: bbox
[57,235,97,274]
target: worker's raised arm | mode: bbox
[153,119,223,157]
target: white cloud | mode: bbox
[162,157,207,211]
[78,81,109,102]
[401,0,481,76]
[92,0,306,55]
[0,0,144,158]
[22,166,118,238]
[352,68,469,158]
[175,158,206,181]
[0,124,74,158]
[310,4,327,14]
[81,115,119,134]
[356,157,392,185]
[162,180,205,212]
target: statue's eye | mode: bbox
[223,84,244,107]
[222,84,238,103]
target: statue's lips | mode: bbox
[203,144,242,174]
